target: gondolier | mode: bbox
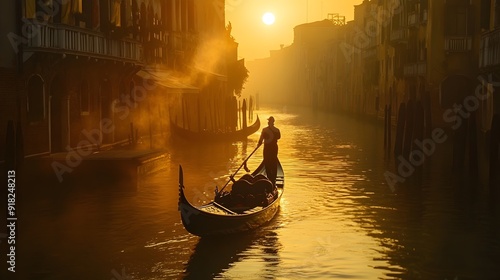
[258,116,281,185]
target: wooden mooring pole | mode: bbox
[489,114,500,200]
[394,103,406,158]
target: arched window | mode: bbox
[27,75,45,122]
[80,80,90,114]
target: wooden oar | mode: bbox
[217,144,261,195]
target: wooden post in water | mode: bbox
[411,101,425,176]
[388,104,392,155]
[256,92,260,110]
[249,96,253,122]
[469,111,478,178]
[413,101,424,146]
[238,100,241,130]
[384,105,388,150]
[489,114,500,198]
[424,91,432,139]
[242,99,247,128]
[403,100,415,159]
[232,96,237,131]
[394,103,406,158]
[452,115,467,173]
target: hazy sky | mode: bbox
[225,0,363,61]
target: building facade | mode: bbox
[0,0,240,161]
[247,0,500,180]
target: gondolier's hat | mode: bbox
[267,116,275,123]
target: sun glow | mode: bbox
[262,12,275,25]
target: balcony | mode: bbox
[25,22,143,63]
[444,36,472,52]
[404,62,426,77]
[480,28,500,69]
[390,28,408,44]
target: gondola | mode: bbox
[178,159,284,237]
[170,116,260,141]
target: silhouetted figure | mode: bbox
[242,99,247,128]
[258,116,281,185]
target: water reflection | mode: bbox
[11,106,500,279]
[183,227,281,279]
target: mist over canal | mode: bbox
[6,106,499,280]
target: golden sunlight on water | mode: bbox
[215,108,392,279]
[15,106,500,280]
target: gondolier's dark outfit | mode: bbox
[258,117,281,185]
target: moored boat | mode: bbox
[178,159,284,237]
[170,116,260,141]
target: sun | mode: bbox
[262,12,275,25]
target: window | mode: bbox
[481,0,490,30]
[25,0,36,18]
[445,4,473,36]
[80,80,90,115]
[110,0,121,27]
[35,0,53,22]
[27,75,45,123]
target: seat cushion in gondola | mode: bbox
[231,179,253,195]
[229,177,275,208]
[252,179,274,194]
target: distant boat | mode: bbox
[178,159,284,237]
[170,116,260,141]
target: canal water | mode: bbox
[8,106,500,279]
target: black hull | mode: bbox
[178,160,284,237]
[171,116,260,142]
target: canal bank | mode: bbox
[29,149,169,188]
